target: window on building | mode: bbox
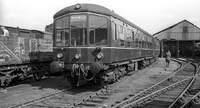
[183,26,188,33]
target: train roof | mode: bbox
[0,25,45,33]
[54,3,151,36]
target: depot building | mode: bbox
[154,20,200,58]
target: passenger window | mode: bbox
[120,25,123,34]
[55,30,64,46]
[95,28,107,45]
[120,40,125,46]
[63,17,69,28]
[126,41,131,47]
[89,29,95,44]
[55,29,70,46]
[115,24,117,40]
[64,29,70,46]
[111,22,116,40]
[55,19,63,29]
[132,31,135,41]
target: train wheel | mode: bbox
[21,73,27,80]
[3,79,10,87]
[70,75,79,87]
[33,73,39,81]
[38,72,43,80]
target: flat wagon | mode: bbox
[0,26,53,86]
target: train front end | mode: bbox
[51,4,110,87]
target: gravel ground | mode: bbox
[0,76,70,108]
[101,58,179,107]
[0,58,179,108]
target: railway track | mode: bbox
[137,64,200,108]
[24,85,115,108]
[10,88,71,108]
[168,64,200,108]
[6,58,182,108]
[8,65,128,108]
[11,59,159,108]
[112,59,200,108]
[181,77,200,108]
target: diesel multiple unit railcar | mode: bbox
[51,3,160,87]
[0,26,53,86]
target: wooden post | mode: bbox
[161,40,164,58]
[177,40,179,58]
[192,40,195,58]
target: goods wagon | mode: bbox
[0,26,53,86]
[51,3,160,87]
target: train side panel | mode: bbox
[0,26,53,66]
[0,37,21,65]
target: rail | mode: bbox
[168,63,200,108]
[181,86,200,108]
[113,58,190,108]
[167,63,200,108]
[123,77,192,108]
[10,87,72,108]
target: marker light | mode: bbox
[74,4,81,10]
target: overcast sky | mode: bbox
[0,0,200,34]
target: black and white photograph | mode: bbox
[0,0,200,107]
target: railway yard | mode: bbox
[1,58,200,108]
[1,2,200,108]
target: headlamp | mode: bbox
[57,53,63,59]
[75,53,81,59]
[58,61,64,68]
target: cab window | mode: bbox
[89,15,108,46]
[55,16,69,46]
[70,15,87,46]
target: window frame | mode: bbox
[54,15,70,47]
[70,14,87,46]
[88,13,109,47]
[53,12,110,47]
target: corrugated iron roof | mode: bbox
[153,19,200,36]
